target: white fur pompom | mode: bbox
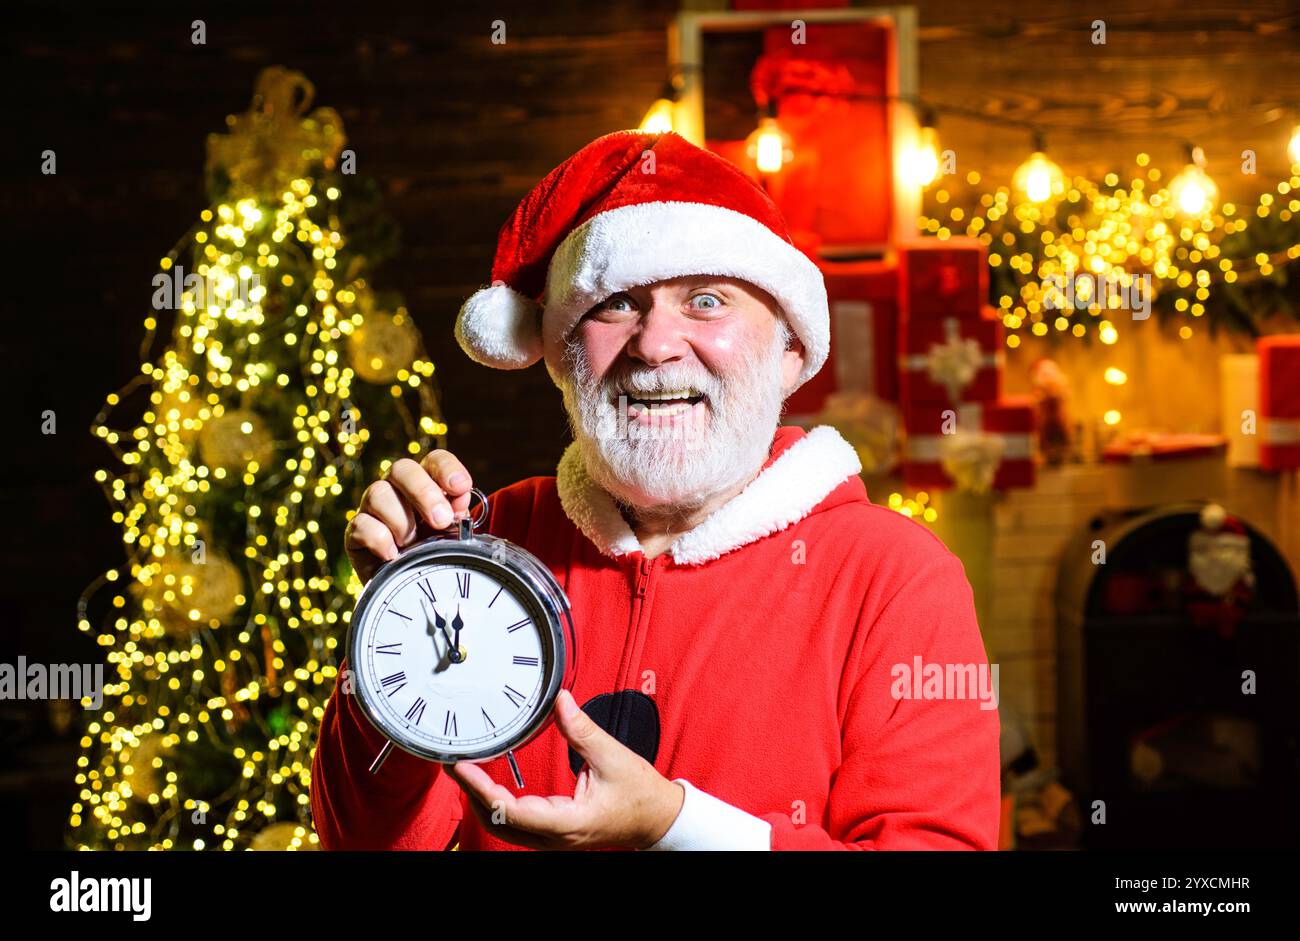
[454,281,544,369]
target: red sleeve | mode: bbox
[310,658,464,850]
[759,551,1001,850]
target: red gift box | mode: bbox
[898,309,1003,405]
[901,397,1036,491]
[784,260,898,418]
[1258,335,1300,471]
[898,238,988,320]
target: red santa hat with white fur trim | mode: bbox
[454,129,829,390]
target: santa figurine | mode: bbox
[1030,358,1072,465]
[1184,503,1255,641]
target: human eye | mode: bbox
[591,292,637,320]
[688,291,724,312]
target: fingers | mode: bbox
[358,480,419,547]
[448,761,512,808]
[421,449,474,518]
[387,456,459,530]
[344,512,399,584]
[458,788,549,850]
[445,763,550,850]
[448,763,587,846]
[345,449,474,586]
[553,689,611,768]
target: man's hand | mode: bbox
[344,449,474,585]
[445,689,686,851]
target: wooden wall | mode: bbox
[913,0,1300,200]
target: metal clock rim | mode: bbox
[345,533,575,765]
[348,544,567,763]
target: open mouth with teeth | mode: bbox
[618,388,708,421]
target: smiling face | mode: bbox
[551,275,806,512]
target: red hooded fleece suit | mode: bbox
[311,424,1001,850]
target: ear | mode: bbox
[780,333,806,396]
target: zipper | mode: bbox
[623,556,655,677]
[635,556,652,598]
[615,554,662,705]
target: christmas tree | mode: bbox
[69,67,446,850]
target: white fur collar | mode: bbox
[554,425,863,566]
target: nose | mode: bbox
[624,300,690,367]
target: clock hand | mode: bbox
[451,605,464,659]
[424,602,458,665]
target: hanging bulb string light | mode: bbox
[1012,132,1066,204]
[637,63,700,134]
[639,63,1300,175]
[746,99,794,176]
[635,67,1300,343]
[902,107,943,188]
[1168,143,1219,217]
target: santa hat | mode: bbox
[454,129,829,390]
[1198,503,1248,541]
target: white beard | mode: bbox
[556,323,790,513]
[1189,533,1251,596]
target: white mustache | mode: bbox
[607,372,718,401]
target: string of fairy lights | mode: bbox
[72,172,445,850]
[919,152,1300,329]
[641,76,1300,520]
[643,84,1300,346]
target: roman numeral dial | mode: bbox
[358,558,550,760]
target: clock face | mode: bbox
[350,552,557,762]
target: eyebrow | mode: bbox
[590,281,734,311]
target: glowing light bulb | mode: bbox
[1104,367,1127,385]
[1013,151,1064,203]
[746,113,791,175]
[903,125,941,187]
[1288,124,1300,166]
[1103,410,1122,425]
[1169,147,1218,217]
[639,97,675,134]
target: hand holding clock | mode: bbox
[345,449,475,586]
[445,688,686,851]
[345,447,685,850]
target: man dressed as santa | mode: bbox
[312,130,1000,851]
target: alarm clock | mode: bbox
[346,489,577,788]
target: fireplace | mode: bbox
[1055,502,1300,849]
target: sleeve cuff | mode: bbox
[644,779,773,851]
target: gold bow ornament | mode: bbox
[205,66,346,196]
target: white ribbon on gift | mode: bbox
[905,401,1034,493]
[907,432,1034,462]
[939,432,1005,494]
[901,318,998,402]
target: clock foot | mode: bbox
[506,750,525,789]
[369,739,394,775]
